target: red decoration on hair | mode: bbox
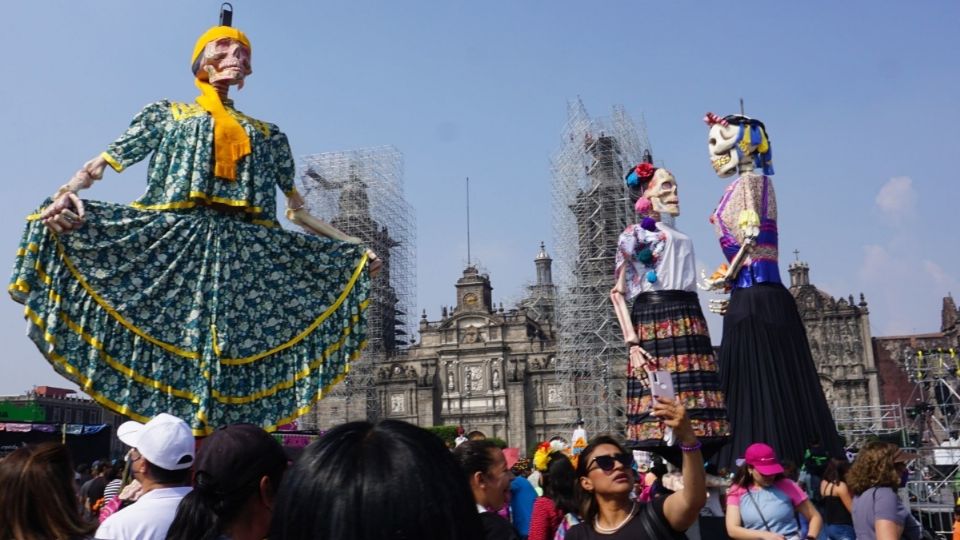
[704,112,728,127]
[634,163,656,182]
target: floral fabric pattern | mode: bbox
[105,100,296,224]
[8,101,370,433]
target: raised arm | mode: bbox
[41,102,169,234]
[657,398,706,531]
[40,155,109,233]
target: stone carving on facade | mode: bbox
[464,365,483,392]
[390,393,405,413]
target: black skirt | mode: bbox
[715,283,843,470]
[626,290,729,466]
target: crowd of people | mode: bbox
[1,401,948,540]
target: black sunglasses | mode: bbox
[588,453,634,472]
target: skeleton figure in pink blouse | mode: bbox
[699,111,842,470]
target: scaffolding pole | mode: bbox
[298,146,416,424]
[550,99,651,436]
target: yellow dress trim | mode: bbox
[261,344,367,433]
[101,151,124,173]
[218,252,370,365]
[167,101,272,139]
[23,303,367,435]
[52,236,201,360]
[24,307,156,424]
[130,192,264,215]
[16,243,40,257]
[212,332,365,404]
[34,238,369,364]
[250,218,279,228]
[57,310,201,402]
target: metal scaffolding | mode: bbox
[833,404,906,446]
[903,348,960,445]
[297,146,416,423]
[897,348,960,538]
[550,99,651,435]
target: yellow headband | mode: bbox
[192,26,253,181]
[192,26,252,67]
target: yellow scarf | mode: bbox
[192,26,252,181]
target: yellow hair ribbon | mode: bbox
[192,26,253,181]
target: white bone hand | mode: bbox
[698,268,727,291]
[629,344,657,385]
[708,299,729,316]
[54,156,108,198]
[41,155,108,234]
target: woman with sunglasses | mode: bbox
[725,443,821,540]
[567,397,705,539]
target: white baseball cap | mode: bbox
[117,413,195,471]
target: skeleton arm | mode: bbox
[285,199,382,276]
[40,155,110,233]
[611,266,655,374]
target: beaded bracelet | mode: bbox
[679,440,702,452]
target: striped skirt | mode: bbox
[626,290,729,465]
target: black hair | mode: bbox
[542,452,578,515]
[270,420,483,540]
[781,458,799,482]
[452,439,501,480]
[166,429,287,540]
[822,458,851,484]
[147,462,191,486]
[574,435,632,525]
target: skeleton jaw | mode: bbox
[711,151,740,177]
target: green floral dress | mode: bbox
[9,100,370,434]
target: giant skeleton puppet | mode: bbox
[700,112,842,468]
[11,6,379,433]
[610,155,729,466]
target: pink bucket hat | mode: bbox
[744,443,784,476]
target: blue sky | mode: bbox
[1,1,957,395]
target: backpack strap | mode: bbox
[637,501,687,539]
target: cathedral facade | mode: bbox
[787,260,882,411]
[309,247,570,452]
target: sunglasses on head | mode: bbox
[588,453,634,472]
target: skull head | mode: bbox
[707,121,743,178]
[197,37,252,88]
[643,168,680,217]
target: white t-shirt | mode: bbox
[616,219,697,300]
[95,486,192,540]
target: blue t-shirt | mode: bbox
[510,476,538,535]
[736,485,800,535]
[852,487,921,540]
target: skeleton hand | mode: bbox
[708,298,729,315]
[366,250,382,277]
[629,344,655,387]
[698,268,728,291]
[41,156,108,234]
[286,191,306,212]
[41,193,86,233]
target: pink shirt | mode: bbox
[727,478,806,507]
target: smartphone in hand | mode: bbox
[649,370,675,404]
